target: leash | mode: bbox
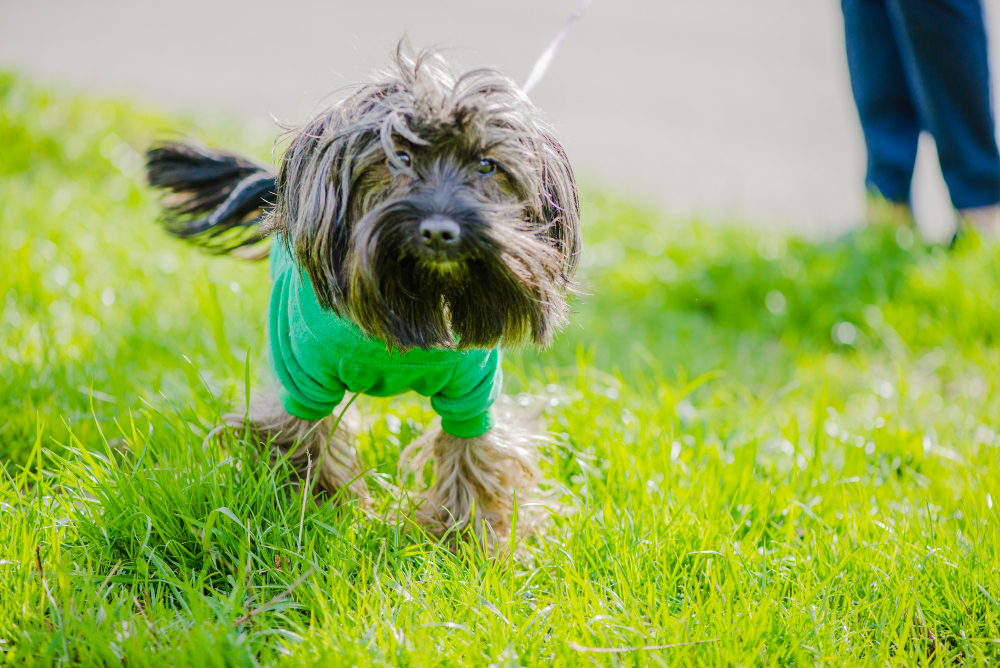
[522,0,593,94]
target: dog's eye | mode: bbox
[389,151,411,173]
[477,158,496,176]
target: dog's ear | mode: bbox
[496,128,580,349]
[537,132,581,286]
[270,105,383,311]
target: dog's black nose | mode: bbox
[418,216,461,251]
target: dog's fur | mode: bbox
[147,47,580,544]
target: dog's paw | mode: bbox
[222,389,372,505]
[397,406,546,547]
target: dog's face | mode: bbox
[271,50,580,351]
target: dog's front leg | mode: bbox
[400,408,541,543]
[223,388,371,504]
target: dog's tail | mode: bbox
[145,140,276,258]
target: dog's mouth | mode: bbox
[415,242,466,274]
[421,254,465,275]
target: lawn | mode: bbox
[2,71,999,666]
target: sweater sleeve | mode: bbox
[269,251,347,421]
[431,350,502,438]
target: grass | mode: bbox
[1,70,1000,666]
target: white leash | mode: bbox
[522,0,593,94]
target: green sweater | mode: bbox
[268,242,501,438]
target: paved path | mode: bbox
[4,0,999,240]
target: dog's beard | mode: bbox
[345,199,568,351]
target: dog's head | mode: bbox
[269,48,580,351]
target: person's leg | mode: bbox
[885,0,1000,218]
[842,0,922,210]
[959,204,1000,235]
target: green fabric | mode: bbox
[268,242,501,438]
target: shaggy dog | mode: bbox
[145,47,580,543]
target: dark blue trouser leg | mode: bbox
[842,0,1000,209]
[842,0,921,204]
[886,0,1000,209]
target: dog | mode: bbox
[145,47,580,543]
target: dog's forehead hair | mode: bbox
[342,54,544,165]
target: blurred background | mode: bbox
[5,0,1000,241]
